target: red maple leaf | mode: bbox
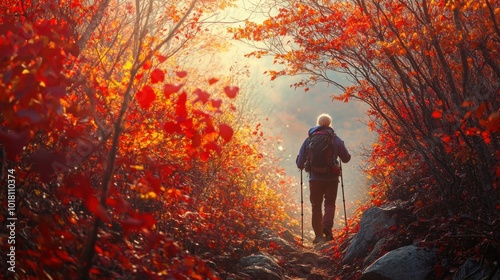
[219,124,233,143]
[224,86,239,98]
[150,69,165,84]
[136,85,156,109]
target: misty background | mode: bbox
[224,43,377,221]
[197,1,379,228]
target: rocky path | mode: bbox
[229,231,337,280]
[284,247,333,279]
[229,205,500,279]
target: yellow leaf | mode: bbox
[123,61,133,71]
[130,165,144,170]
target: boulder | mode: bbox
[343,206,398,263]
[359,245,436,280]
[362,238,388,268]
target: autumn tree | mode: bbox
[1,0,300,278]
[231,0,499,217]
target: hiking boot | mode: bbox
[313,236,323,244]
[323,228,333,241]
[325,232,333,241]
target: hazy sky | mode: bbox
[222,40,378,208]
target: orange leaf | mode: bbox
[481,131,491,144]
[463,111,473,120]
[224,86,239,98]
[208,78,219,85]
[462,100,474,107]
[142,60,152,70]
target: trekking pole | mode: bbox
[340,162,348,230]
[300,168,304,244]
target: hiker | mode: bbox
[296,113,351,243]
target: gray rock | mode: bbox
[292,264,312,277]
[300,251,319,267]
[240,253,280,268]
[362,238,388,268]
[359,245,437,280]
[343,207,398,263]
[453,258,497,280]
[266,236,298,254]
[239,265,283,280]
[280,229,296,243]
[238,253,284,280]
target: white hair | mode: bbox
[316,113,332,127]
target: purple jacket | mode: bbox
[296,126,351,182]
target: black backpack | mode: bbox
[305,130,340,175]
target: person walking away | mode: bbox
[296,113,351,243]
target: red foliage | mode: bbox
[0,1,300,279]
[223,86,239,98]
[233,0,500,276]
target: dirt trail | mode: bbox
[282,241,335,280]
